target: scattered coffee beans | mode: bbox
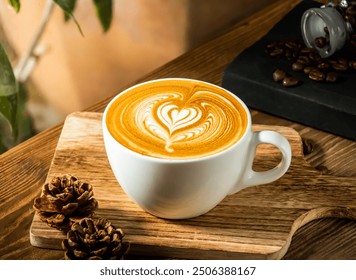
[266,36,355,88]
[272,69,300,87]
[266,2,356,88]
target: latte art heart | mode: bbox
[161,106,201,135]
[139,100,209,152]
[106,80,247,159]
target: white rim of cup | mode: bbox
[102,78,252,163]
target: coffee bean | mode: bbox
[285,49,293,60]
[272,69,287,82]
[269,48,284,57]
[346,5,356,17]
[308,52,322,63]
[309,70,325,82]
[317,62,330,70]
[337,57,348,65]
[349,61,356,70]
[350,34,356,48]
[292,62,304,72]
[331,62,348,71]
[303,66,318,74]
[266,42,277,50]
[300,47,315,54]
[345,4,356,29]
[282,76,299,87]
[351,38,356,48]
[345,15,356,30]
[323,26,329,35]
[297,55,311,65]
[315,36,327,48]
[351,34,356,43]
[326,72,338,83]
[284,41,298,49]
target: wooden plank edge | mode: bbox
[30,206,356,259]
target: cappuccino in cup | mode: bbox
[105,79,248,159]
[103,78,292,219]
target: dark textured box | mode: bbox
[222,1,356,140]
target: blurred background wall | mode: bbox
[0,0,274,132]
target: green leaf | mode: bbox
[0,139,7,154]
[8,0,20,13]
[92,0,112,32]
[54,0,83,36]
[63,0,77,21]
[0,107,15,151]
[16,83,34,144]
[0,43,18,150]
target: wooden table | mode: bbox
[1,0,355,260]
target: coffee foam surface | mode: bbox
[106,80,247,159]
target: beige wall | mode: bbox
[0,0,274,115]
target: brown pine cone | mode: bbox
[62,217,130,260]
[33,174,98,231]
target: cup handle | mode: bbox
[229,130,292,195]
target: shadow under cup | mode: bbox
[102,78,292,219]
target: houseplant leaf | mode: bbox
[63,0,77,21]
[0,43,18,152]
[92,0,112,32]
[16,83,35,145]
[54,0,83,35]
[8,0,20,13]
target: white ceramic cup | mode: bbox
[103,78,292,219]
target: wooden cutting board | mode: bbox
[29,112,356,259]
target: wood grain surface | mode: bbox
[1,0,356,260]
[29,112,356,259]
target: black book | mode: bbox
[222,1,356,140]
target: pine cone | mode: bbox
[62,217,130,260]
[33,174,98,231]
